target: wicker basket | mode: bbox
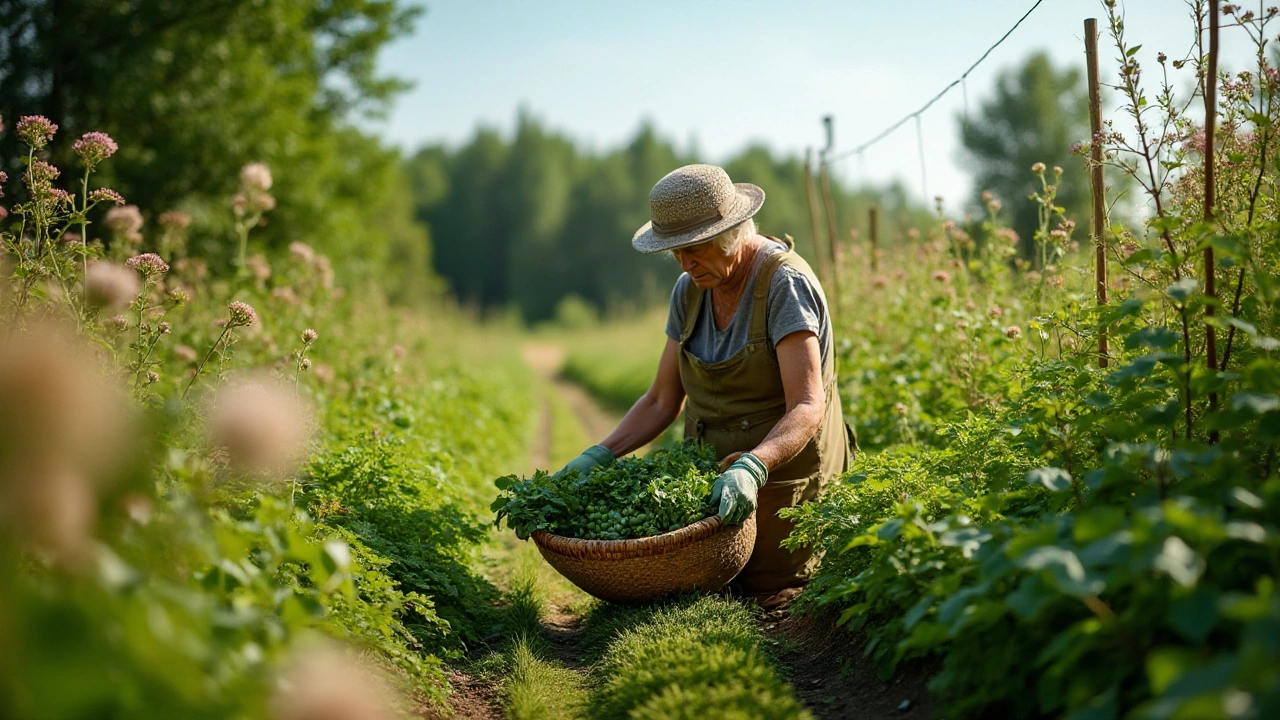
[531,513,756,604]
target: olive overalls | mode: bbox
[678,237,854,595]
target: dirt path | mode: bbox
[447,341,935,720]
[521,342,621,445]
[763,608,937,720]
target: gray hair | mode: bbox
[667,218,757,260]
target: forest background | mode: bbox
[1,0,1099,320]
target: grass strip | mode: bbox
[484,550,589,720]
[582,595,811,720]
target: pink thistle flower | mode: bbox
[289,241,315,262]
[72,132,118,168]
[245,254,272,282]
[0,170,7,198]
[270,642,397,720]
[227,300,258,328]
[88,188,126,206]
[126,253,169,278]
[996,227,1020,246]
[300,358,312,371]
[302,328,318,344]
[239,162,273,192]
[1050,229,1069,243]
[1031,162,1047,174]
[105,205,144,242]
[1004,325,1023,340]
[48,188,72,206]
[24,160,60,188]
[208,378,308,478]
[989,199,1002,212]
[85,261,142,311]
[146,371,160,385]
[272,286,299,305]
[988,306,1005,318]
[16,115,58,149]
[248,192,276,214]
[158,321,171,334]
[158,210,192,230]
[931,270,952,284]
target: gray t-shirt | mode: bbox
[664,239,832,374]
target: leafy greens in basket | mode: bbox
[491,441,720,541]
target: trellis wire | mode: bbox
[822,0,1048,168]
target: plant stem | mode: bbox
[184,325,233,399]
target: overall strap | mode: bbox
[681,277,703,343]
[747,236,795,342]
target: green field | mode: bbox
[5,3,1280,718]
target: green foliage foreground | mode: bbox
[0,122,534,716]
[782,5,1280,718]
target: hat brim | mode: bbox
[631,183,765,254]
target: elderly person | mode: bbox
[559,164,854,607]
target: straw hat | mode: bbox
[631,164,765,253]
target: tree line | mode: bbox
[405,115,938,322]
[1,0,1093,319]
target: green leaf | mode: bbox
[324,538,351,571]
[1168,278,1199,304]
[1146,647,1200,695]
[1126,327,1180,351]
[1153,536,1204,588]
[1231,392,1279,415]
[1127,44,1142,57]
[1168,587,1219,643]
[1026,467,1073,492]
[1017,546,1103,597]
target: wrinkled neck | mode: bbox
[713,237,761,304]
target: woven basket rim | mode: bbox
[532,513,739,561]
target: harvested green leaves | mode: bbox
[491,441,720,541]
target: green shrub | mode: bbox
[586,596,810,720]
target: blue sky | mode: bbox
[373,0,1255,206]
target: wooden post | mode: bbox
[1204,0,1220,438]
[819,116,843,314]
[868,206,879,272]
[803,149,831,287]
[1085,18,1109,368]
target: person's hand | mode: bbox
[556,445,614,480]
[711,453,767,525]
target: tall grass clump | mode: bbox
[583,595,810,720]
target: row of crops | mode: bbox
[0,116,546,717]
[776,6,1280,717]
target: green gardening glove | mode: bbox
[556,444,614,480]
[712,453,767,525]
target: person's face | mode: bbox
[672,241,733,289]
